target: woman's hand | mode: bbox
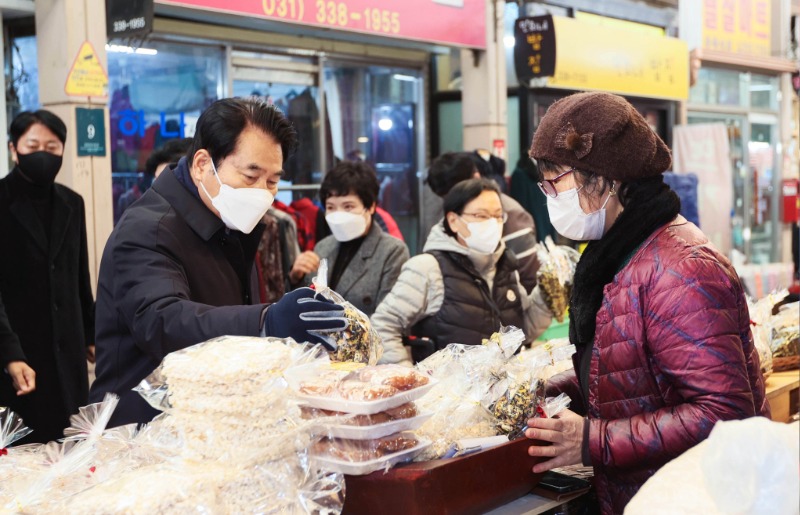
[6,361,36,396]
[526,409,585,473]
[289,251,320,285]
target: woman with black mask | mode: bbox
[0,110,95,444]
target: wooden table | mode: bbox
[765,370,800,423]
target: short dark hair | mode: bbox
[9,110,67,146]
[468,151,495,178]
[145,138,193,176]
[187,97,298,166]
[442,178,500,236]
[319,161,379,209]
[427,152,477,197]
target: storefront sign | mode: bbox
[701,0,771,57]
[76,108,107,157]
[64,42,109,97]
[117,109,187,138]
[155,0,486,48]
[513,15,556,84]
[106,0,154,38]
[543,16,689,101]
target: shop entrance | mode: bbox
[687,112,781,263]
[233,52,425,253]
[232,52,324,205]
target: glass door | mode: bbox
[232,52,324,205]
[747,115,780,264]
[686,113,748,258]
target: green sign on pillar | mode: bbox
[76,107,106,157]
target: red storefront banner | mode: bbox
[156,0,487,49]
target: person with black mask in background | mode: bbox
[0,110,95,444]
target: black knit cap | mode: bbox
[529,92,672,182]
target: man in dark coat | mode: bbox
[91,98,347,427]
[0,110,95,444]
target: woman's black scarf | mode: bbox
[570,177,681,405]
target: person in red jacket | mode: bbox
[525,92,769,514]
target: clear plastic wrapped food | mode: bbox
[290,363,436,415]
[770,301,799,359]
[3,334,346,514]
[747,291,785,376]
[533,236,581,322]
[491,364,546,438]
[311,432,430,475]
[312,259,383,365]
[300,403,432,440]
[413,326,541,459]
[0,406,33,449]
[135,335,326,413]
[516,337,576,380]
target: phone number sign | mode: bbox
[156,0,486,49]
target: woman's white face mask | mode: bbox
[326,210,369,242]
[547,186,614,241]
[459,217,503,254]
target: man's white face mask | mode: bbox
[199,159,274,234]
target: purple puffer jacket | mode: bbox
[552,217,770,514]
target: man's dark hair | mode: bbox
[319,161,379,209]
[145,138,193,176]
[442,178,500,237]
[9,110,67,146]
[187,97,298,166]
[427,152,478,197]
[468,151,494,178]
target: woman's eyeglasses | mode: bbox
[537,167,576,198]
[461,212,508,223]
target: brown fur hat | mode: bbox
[529,92,672,182]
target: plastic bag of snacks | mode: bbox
[0,406,33,449]
[516,337,576,380]
[746,291,786,377]
[413,328,529,459]
[489,361,547,439]
[135,335,327,413]
[312,258,383,365]
[539,393,572,418]
[0,408,38,505]
[533,237,581,322]
[135,335,327,463]
[4,439,97,512]
[63,393,119,443]
[414,378,497,461]
[770,302,799,359]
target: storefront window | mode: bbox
[688,65,782,263]
[433,50,462,92]
[6,35,39,117]
[324,63,422,252]
[749,122,777,264]
[689,68,746,107]
[749,74,779,110]
[108,40,225,223]
[231,51,323,205]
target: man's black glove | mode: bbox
[263,287,347,350]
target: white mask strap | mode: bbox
[210,158,223,186]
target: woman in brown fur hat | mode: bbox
[523,91,769,514]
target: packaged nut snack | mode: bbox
[534,237,581,322]
[312,259,383,365]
